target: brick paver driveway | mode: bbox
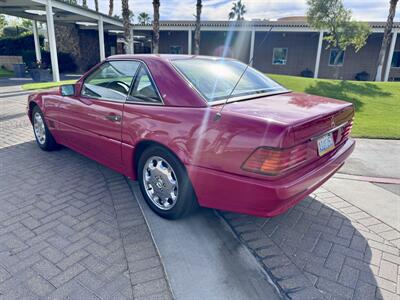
[0,86,172,299]
[221,187,400,298]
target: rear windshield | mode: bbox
[172,58,286,103]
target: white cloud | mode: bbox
[91,0,398,22]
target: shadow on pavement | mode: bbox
[219,195,384,299]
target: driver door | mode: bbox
[58,60,140,172]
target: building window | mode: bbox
[272,48,288,65]
[170,45,182,54]
[391,51,400,68]
[329,49,345,66]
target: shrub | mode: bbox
[0,34,43,55]
[0,34,77,73]
[300,68,314,78]
[2,26,29,37]
[22,50,77,73]
[355,71,370,81]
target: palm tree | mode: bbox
[108,0,114,16]
[153,0,160,54]
[81,0,87,7]
[138,12,150,25]
[122,0,132,53]
[94,0,99,12]
[375,0,398,81]
[194,0,202,55]
[129,10,135,23]
[228,0,246,20]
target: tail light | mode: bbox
[242,144,308,176]
[342,119,353,140]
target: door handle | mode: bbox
[105,114,121,122]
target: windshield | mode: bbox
[172,58,286,103]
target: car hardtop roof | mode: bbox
[107,54,236,63]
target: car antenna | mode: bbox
[214,25,274,121]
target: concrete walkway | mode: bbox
[129,181,282,300]
[340,138,400,179]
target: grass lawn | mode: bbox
[269,74,400,139]
[0,67,14,78]
[21,79,77,91]
[21,75,399,139]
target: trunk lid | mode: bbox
[221,92,354,143]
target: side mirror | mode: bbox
[60,84,75,96]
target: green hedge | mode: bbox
[0,33,77,73]
[0,33,43,55]
[1,26,30,38]
[21,50,77,73]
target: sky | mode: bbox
[88,0,398,22]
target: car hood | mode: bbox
[219,92,354,142]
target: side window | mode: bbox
[81,60,140,101]
[128,65,161,103]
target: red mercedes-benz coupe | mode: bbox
[28,55,355,219]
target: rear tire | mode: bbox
[137,145,198,219]
[32,106,59,151]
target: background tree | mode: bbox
[94,0,99,12]
[122,0,133,53]
[0,15,7,36]
[375,0,398,81]
[228,0,246,21]
[194,0,202,55]
[307,0,370,79]
[21,19,32,29]
[81,0,87,8]
[129,10,135,23]
[152,0,160,54]
[138,12,150,25]
[109,0,114,16]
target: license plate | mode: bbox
[317,133,335,156]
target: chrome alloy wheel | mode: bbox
[33,112,46,145]
[143,156,179,210]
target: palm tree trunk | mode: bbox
[108,0,114,16]
[194,0,202,55]
[152,0,160,54]
[375,0,398,81]
[94,0,99,12]
[122,0,132,53]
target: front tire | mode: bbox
[138,146,198,219]
[32,106,59,151]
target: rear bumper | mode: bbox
[187,138,355,217]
